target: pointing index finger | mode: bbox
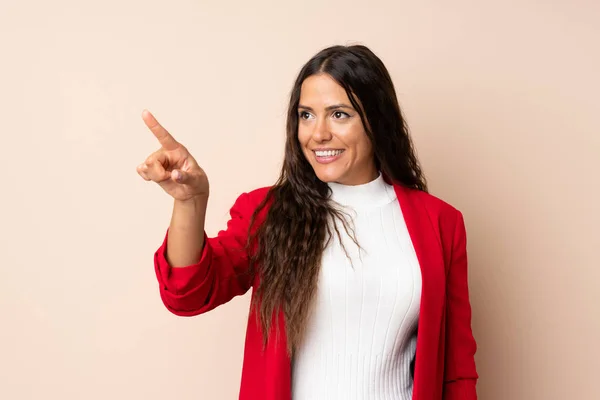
[142,110,179,151]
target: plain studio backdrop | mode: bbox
[1,1,598,399]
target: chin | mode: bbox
[312,165,346,184]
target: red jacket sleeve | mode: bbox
[154,191,256,316]
[443,210,479,399]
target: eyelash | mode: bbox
[299,111,350,120]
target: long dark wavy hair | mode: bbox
[246,44,428,355]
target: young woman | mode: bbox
[137,45,478,400]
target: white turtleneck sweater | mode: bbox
[291,173,422,400]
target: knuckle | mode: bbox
[147,172,159,182]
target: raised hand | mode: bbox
[136,110,209,201]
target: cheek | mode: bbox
[297,126,310,147]
[297,130,313,160]
[358,138,374,158]
[343,128,372,159]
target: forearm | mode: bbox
[166,195,209,267]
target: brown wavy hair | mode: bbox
[246,44,428,355]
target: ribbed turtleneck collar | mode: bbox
[327,172,396,209]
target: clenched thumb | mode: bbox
[172,169,193,184]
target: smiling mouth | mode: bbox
[313,149,345,164]
[313,149,344,157]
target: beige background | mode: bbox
[1,0,599,399]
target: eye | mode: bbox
[332,111,350,119]
[299,111,313,120]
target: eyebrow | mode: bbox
[298,103,355,112]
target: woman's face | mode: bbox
[297,73,378,185]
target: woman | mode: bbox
[137,45,478,400]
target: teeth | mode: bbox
[315,150,343,157]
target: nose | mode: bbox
[311,117,332,142]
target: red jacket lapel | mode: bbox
[393,184,447,400]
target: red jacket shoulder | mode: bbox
[246,186,272,204]
[405,187,462,220]
[228,186,273,221]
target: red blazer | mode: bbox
[154,181,479,399]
